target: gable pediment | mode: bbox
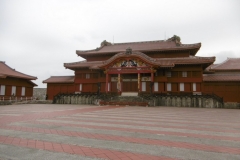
[99,51,158,69]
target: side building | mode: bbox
[0,61,37,100]
[203,58,240,102]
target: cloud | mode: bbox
[0,0,240,88]
[212,51,240,64]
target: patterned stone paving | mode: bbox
[0,104,240,160]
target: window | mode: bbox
[0,85,5,95]
[180,83,184,91]
[12,86,16,96]
[167,83,171,91]
[154,82,158,91]
[86,73,90,79]
[166,71,171,77]
[193,83,196,91]
[21,87,25,96]
[79,84,82,91]
[141,82,146,91]
[182,71,187,77]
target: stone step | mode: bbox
[121,92,138,96]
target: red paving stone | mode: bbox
[0,135,177,160]
[1,124,240,155]
[0,106,122,126]
[0,105,240,160]
[25,120,240,142]
[53,117,240,134]
[76,113,240,128]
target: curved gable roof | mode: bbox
[0,61,37,80]
[99,51,159,68]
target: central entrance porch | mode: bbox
[109,73,152,93]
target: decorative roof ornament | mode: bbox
[100,40,112,47]
[167,35,181,46]
[125,47,132,55]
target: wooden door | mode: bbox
[122,81,138,92]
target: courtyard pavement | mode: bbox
[0,104,239,160]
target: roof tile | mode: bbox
[43,76,74,83]
[76,40,201,56]
[0,61,37,80]
[203,74,240,81]
[209,58,240,71]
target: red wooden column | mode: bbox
[105,72,109,93]
[117,73,121,94]
[151,71,154,92]
[151,71,154,82]
[138,73,141,92]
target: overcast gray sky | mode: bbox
[1,0,240,88]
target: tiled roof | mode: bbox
[203,74,240,81]
[155,56,215,67]
[76,40,201,57]
[209,58,240,71]
[0,61,37,80]
[64,54,215,70]
[64,61,104,69]
[43,76,74,83]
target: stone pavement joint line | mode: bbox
[29,120,240,142]
[0,135,178,160]
[54,117,240,134]
[0,106,123,126]
[2,125,240,155]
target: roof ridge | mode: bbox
[112,40,165,45]
[51,75,74,77]
[76,40,166,53]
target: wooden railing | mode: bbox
[0,96,34,102]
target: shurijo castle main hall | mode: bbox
[43,36,240,106]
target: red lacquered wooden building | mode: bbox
[0,61,37,99]
[44,36,223,100]
[203,58,240,102]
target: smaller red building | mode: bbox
[0,61,37,100]
[203,58,240,102]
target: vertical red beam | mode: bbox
[151,71,154,92]
[105,73,108,93]
[151,72,154,82]
[138,73,140,92]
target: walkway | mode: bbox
[0,104,240,160]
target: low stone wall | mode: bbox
[0,101,12,105]
[223,102,240,109]
[0,100,52,105]
[152,96,224,108]
[54,94,97,105]
[33,88,47,100]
